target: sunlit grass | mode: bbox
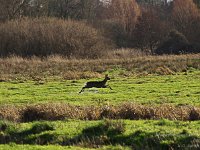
[0,55,200,149]
[0,120,200,149]
[0,70,199,106]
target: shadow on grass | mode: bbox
[64,121,200,150]
[66,120,124,147]
[0,122,55,144]
[1,120,200,149]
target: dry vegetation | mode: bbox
[1,103,200,122]
[0,54,199,81]
[1,0,200,57]
[0,18,112,58]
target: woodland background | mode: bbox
[0,0,200,58]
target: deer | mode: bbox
[79,75,112,93]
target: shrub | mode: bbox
[133,8,169,53]
[101,20,129,47]
[0,17,113,58]
[155,30,195,54]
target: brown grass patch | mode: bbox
[0,103,200,122]
[0,54,199,81]
[155,66,175,75]
[0,105,22,122]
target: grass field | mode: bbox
[0,55,200,149]
[0,70,200,106]
[1,120,200,149]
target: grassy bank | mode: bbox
[0,120,200,149]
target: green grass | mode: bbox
[0,70,200,106]
[0,145,94,150]
[1,120,200,149]
[1,67,200,149]
[0,145,130,150]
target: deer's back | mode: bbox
[85,81,106,88]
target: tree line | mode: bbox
[0,0,200,57]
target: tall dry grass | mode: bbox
[0,54,199,81]
[0,103,200,122]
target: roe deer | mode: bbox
[79,75,112,93]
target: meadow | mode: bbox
[0,54,200,149]
[0,70,200,105]
[1,0,200,148]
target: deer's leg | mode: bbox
[79,87,86,93]
[106,85,113,90]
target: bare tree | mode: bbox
[134,8,168,53]
[106,0,141,35]
[27,0,49,17]
[46,0,102,21]
[171,0,200,40]
[0,0,30,21]
[193,0,200,8]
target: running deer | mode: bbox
[79,75,112,93]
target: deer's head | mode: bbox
[105,74,110,80]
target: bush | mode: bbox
[133,8,169,53]
[0,17,113,58]
[101,20,130,47]
[155,30,197,54]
